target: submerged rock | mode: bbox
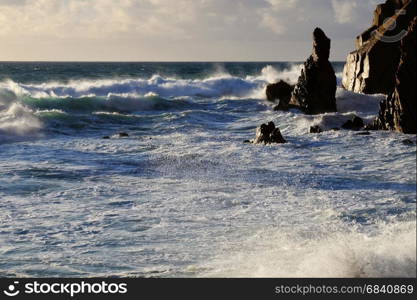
[266,80,295,110]
[356,131,371,136]
[118,132,129,137]
[367,16,417,134]
[342,0,417,95]
[310,126,323,133]
[290,28,337,115]
[253,121,286,144]
[342,116,365,131]
[402,139,416,145]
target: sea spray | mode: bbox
[197,220,416,278]
[0,62,414,278]
[0,89,43,143]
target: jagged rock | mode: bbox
[342,0,417,95]
[310,126,323,133]
[253,121,287,144]
[266,80,295,110]
[290,28,337,115]
[118,132,129,137]
[342,116,365,131]
[367,16,417,133]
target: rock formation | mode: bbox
[367,16,417,134]
[342,116,365,131]
[342,0,417,95]
[253,121,287,144]
[290,28,337,115]
[310,126,323,133]
[266,80,294,110]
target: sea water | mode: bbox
[0,62,415,277]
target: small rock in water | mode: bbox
[342,116,364,131]
[310,126,323,133]
[118,132,129,137]
[266,80,295,110]
[102,136,111,139]
[402,139,416,145]
[253,121,287,144]
[356,131,371,136]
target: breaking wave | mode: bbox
[0,63,384,141]
[0,64,303,100]
[198,220,416,278]
[0,89,43,143]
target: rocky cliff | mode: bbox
[342,0,417,95]
[368,16,417,134]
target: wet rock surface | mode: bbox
[253,121,287,144]
[290,28,337,115]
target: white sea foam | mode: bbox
[0,63,414,279]
[0,90,43,143]
[250,64,303,84]
[0,75,261,99]
[0,65,305,101]
[198,220,416,278]
[291,88,386,133]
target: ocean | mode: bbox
[0,62,415,277]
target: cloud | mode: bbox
[332,1,358,24]
[331,0,381,25]
[258,0,300,34]
[0,0,192,38]
[0,0,384,61]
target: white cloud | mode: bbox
[331,0,381,25]
[0,0,383,61]
[332,0,358,24]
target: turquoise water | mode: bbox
[0,62,415,277]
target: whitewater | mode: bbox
[0,62,415,277]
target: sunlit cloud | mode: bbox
[0,0,383,61]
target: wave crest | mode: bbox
[197,220,416,278]
[0,90,43,143]
[0,64,306,100]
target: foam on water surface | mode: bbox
[0,62,415,277]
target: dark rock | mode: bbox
[102,136,111,139]
[367,16,417,133]
[272,105,280,111]
[273,104,301,111]
[118,132,129,137]
[266,80,295,110]
[342,116,365,131]
[342,0,417,95]
[310,126,323,133]
[253,121,287,144]
[402,139,416,145]
[356,131,371,136]
[243,140,252,144]
[290,28,337,115]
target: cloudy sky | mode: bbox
[0,0,382,61]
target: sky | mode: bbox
[0,0,383,61]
